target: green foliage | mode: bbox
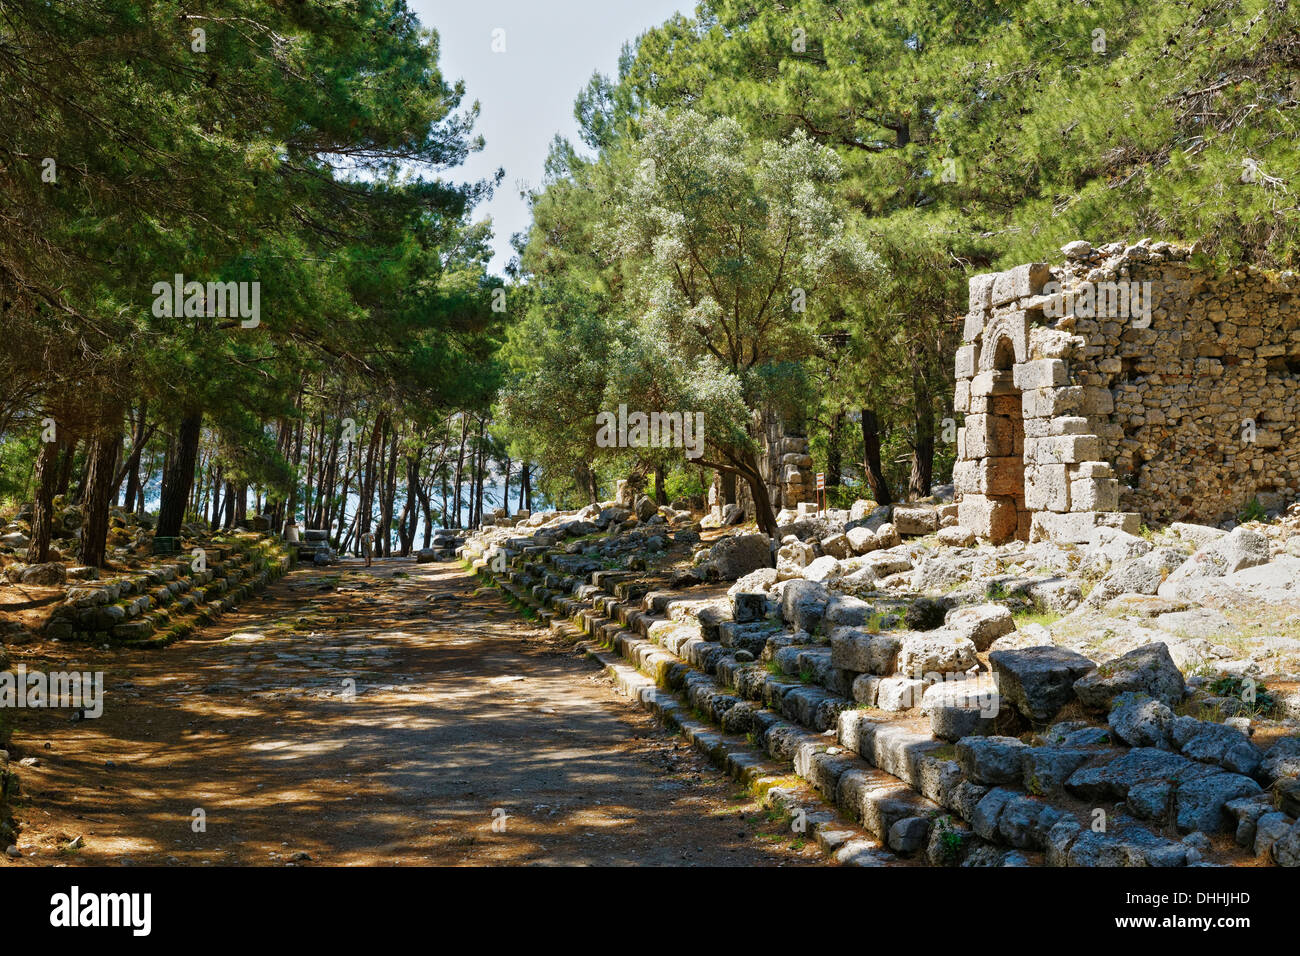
[1237,497,1268,524]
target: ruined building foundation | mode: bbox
[954,240,1300,543]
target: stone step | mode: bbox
[486,553,1239,867]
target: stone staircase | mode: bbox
[42,533,296,649]
[461,533,1296,868]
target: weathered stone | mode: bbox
[1174,772,1262,833]
[1159,528,1271,597]
[990,645,1095,722]
[730,592,767,624]
[1107,693,1174,749]
[780,579,829,634]
[1261,737,1300,782]
[1275,776,1300,817]
[956,736,1028,785]
[887,816,932,854]
[1066,747,1202,802]
[1022,747,1093,796]
[19,562,65,586]
[896,632,978,678]
[706,533,772,581]
[831,629,901,675]
[943,604,1014,651]
[1254,812,1293,859]
[1074,642,1185,709]
[891,507,939,536]
[1169,716,1261,776]
[824,595,872,628]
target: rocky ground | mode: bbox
[1,559,822,866]
[463,489,1300,866]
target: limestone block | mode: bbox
[1012,359,1068,391]
[955,344,978,380]
[1034,434,1100,465]
[1073,461,1115,479]
[969,273,997,312]
[964,413,1016,458]
[970,371,996,398]
[954,380,971,414]
[953,459,980,496]
[964,310,985,343]
[1031,511,1140,544]
[1079,386,1115,415]
[958,494,1019,543]
[1070,476,1119,512]
[991,263,1051,306]
[1022,386,1083,417]
[978,457,1026,497]
[1050,416,1091,436]
[1024,463,1069,511]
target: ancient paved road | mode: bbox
[9,559,817,866]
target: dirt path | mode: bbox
[6,559,818,866]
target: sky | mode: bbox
[409,0,691,275]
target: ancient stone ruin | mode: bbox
[955,239,1300,543]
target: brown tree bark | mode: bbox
[79,408,124,567]
[908,378,934,499]
[156,412,202,539]
[826,410,844,490]
[26,431,61,564]
[859,408,892,506]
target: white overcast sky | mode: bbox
[408,0,691,275]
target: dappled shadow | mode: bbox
[7,560,814,866]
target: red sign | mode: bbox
[815,473,826,490]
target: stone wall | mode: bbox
[955,240,1300,542]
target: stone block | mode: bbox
[1069,476,1119,512]
[969,371,997,398]
[991,263,1051,306]
[957,495,1019,543]
[978,457,1025,497]
[1030,510,1140,544]
[1079,386,1115,415]
[1012,359,1067,391]
[955,345,977,381]
[1022,386,1083,417]
[969,273,997,312]
[954,380,971,414]
[963,413,1016,459]
[1024,463,1069,512]
[1034,434,1100,465]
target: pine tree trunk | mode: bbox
[474,418,486,526]
[452,416,467,529]
[908,378,934,499]
[156,412,202,539]
[79,409,123,567]
[26,433,61,564]
[222,480,235,529]
[55,438,76,499]
[859,408,892,506]
[120,403,149,509]
[827,410,843,490]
